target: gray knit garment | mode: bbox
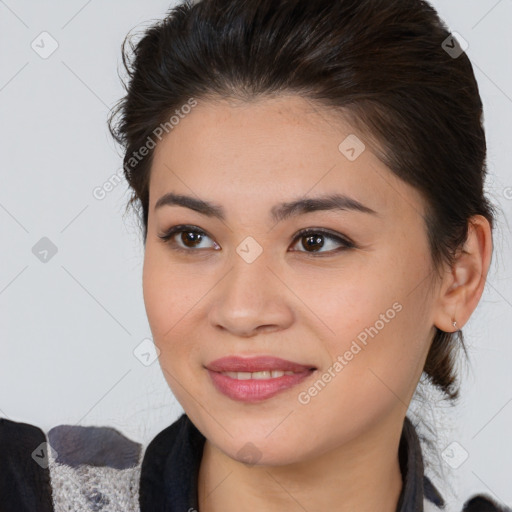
[46,424,144,512]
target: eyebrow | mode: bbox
[154,192,379,223]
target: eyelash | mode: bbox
[157,224,355,256]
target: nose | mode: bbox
[208,250,295,338]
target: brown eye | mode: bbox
[158,225,220,252]
[290,229,354,254]
[180,230,204,248]
[302,233,325,251]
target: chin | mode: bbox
[201,418,318,467]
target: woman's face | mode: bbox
[143,94,439,465]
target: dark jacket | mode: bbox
[0,414,508,511]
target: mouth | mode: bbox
[205,356,317,403]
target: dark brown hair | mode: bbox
[108,0,497,401]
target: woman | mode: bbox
[0,0,508,510]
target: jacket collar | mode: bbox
[139,414,444,511]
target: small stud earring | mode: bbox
[452,320,458,330]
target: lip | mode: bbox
[206,356,316,403]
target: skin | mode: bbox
[142,94,492,512]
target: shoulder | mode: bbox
[0,417,54,511]
[422,474,510,512]
[0,416,143,512]
[423,493,511,512]
[462,494,512,512]
[47,421,143,511]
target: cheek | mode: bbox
[142,249,205,374]
[298,274,387,353]
[142,253,174,339]
[142,254,195,405]
[303,269,425,395]
[142,248,195,338]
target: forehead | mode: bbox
[154,94,359,159]
[149,95,427,222]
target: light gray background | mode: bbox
[1,1,511,510]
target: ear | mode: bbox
[432,215,493,333]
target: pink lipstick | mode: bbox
[206,356,315,403]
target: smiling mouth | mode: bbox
[205,356,317,402]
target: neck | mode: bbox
[197,412,406,512]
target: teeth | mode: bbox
[252,371,271,379]
[222,370,296,380]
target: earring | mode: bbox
[452,320,458,330]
